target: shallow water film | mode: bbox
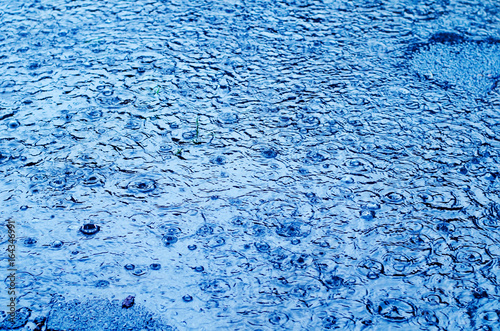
[1,0,500,330]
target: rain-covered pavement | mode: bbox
[1,0,500,330]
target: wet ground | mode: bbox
[1,0,500,330]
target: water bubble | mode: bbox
[131,267,147,276]
[162,235,178,247]
[188,244,197,251]
[24,237,37,246]
[182,295,193,302]
[194,266,204,272]
[150,263,161,270]
[124,264,135,271]
[80,223,100,236]
[360,209,375,220]
[51,241,64,249]
[7,120,20,129]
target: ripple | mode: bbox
[345,158,373,173]
[196,225,214,237]
[84,107,103,121]
[298,115,320,129]
[254,242,271,253]
[82,173,105,186]
[261,147,278,159]
[276,221,310,238]
[304,150,328,164]
[95,280,110,288]
[199,279,231,294]
[358,259,384,279]
[0,150,11,165]
[127,179,157,194]
[481,203,500,228]
[210,155,226,165]
[417,190,462,210]
[268,312,289,326]
[217,112,239,125]
[367,298,416,322]
[4,272,35,289]
[382,191,405,204]
[49,177,69,190]
[322,274,346,289]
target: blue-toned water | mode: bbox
[1,0,500,330]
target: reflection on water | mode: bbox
[1,0,500,329]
